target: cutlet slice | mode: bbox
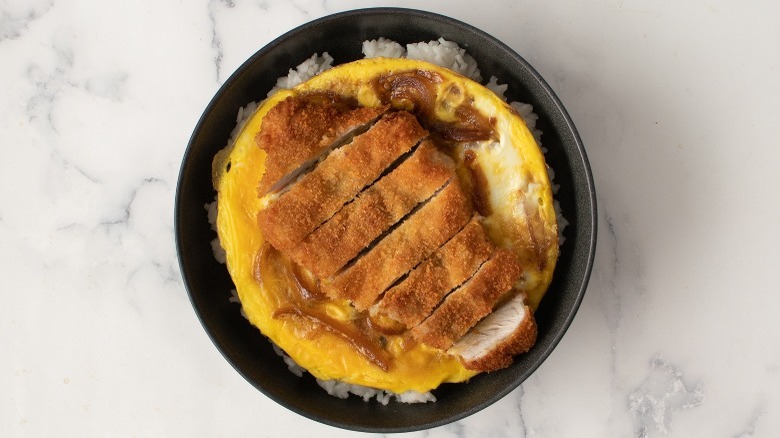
[322,181,472,311]
[289,140,454,278]
[370,217,494,329]
[256,94,388,196]
[410,249,523,350]
[258,111,428,253]
[448,293,537,372]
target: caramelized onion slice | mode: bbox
[273,307,390,372]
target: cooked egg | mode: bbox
[213,58,557,393]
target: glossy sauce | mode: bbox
[273,307,390,371]
[373,70,496,142]
[463,149,493,217]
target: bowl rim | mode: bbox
[176,6,596,432]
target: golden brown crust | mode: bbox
[323,181,472,311]
[372,217,494,329]
[410,249,523,350]
[289,140,453,278]
[256,95,388,196]
[258,111,428,254]
[458,308,537,372]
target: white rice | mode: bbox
[205,198,226,264]
[316,379,436,405]
[363,37,482,82]
[266,52,334,97]
[485,76,509,99]
[272,344,305,377]
[405,38,482,82]
[208,38,568,403]
[268,340,435,404]
[362,37,405,58]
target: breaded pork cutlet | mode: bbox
[256,94,388,196]
[289,140,454,278]
[410,249,523,350]
[258,111,428,254]
[323,181,472,311]
[448,293,537,372]
[370,217,494,329]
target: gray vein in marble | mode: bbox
[0,0,53,42]
[207,0,234,83]
[85,176,180,291]
[602,211,624,334]
[598,207,623,416]
[628,355,704,436]
[288,0,311,16]
[84,72,128,101]
[25,42,75,134]
[732,401,767,438]
[127,260,180,294]
[599,204,646,332]
[100,177,166,227]
[68,158,100,184]
[24,36,127,145]
[255,0,270,11]
[516,386,528,437]
[596,202,652,431]
[153,260,180,286]
[41,144,103,189]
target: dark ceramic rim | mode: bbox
[176,7,596,433]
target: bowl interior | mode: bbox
[176,7,595,433]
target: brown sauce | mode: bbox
[367,312,407,336]
[290,262,328,302]
[297,90,360,110]
[255,243,390,371]
[273,307,390,371]
[463,149,492,216]
[372,70,496,142]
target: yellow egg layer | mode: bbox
[213,58,557,393]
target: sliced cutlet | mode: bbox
[256,94,388,196]
[370,217,494,329]
[322,181,472,311]
[258,111,428,254]
[448,293,537,372]
[410,249,523,350]
[289,140,454,278]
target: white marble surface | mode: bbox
[2,0,779,436]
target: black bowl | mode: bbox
[176,7,596,433]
